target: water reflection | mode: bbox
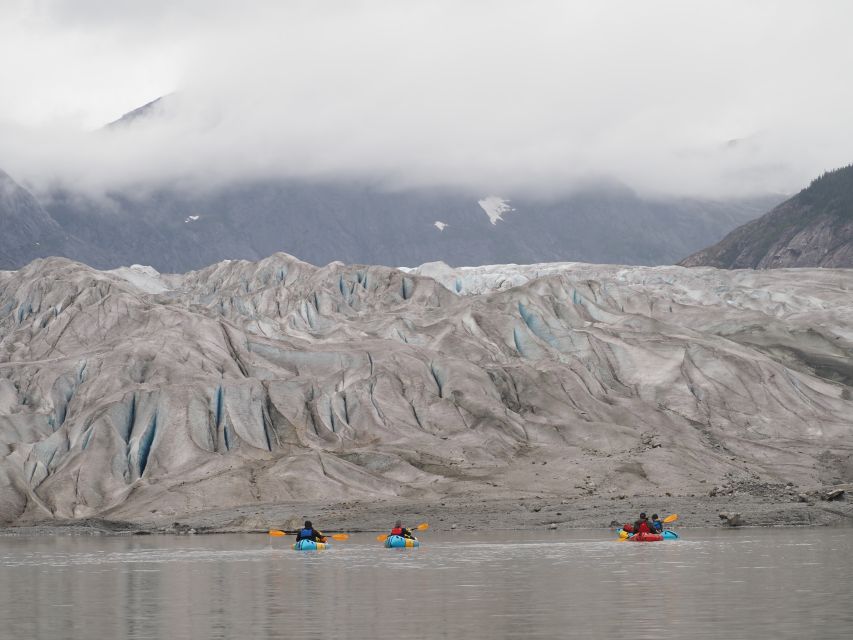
[0,529,851,639]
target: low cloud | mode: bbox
[1,1,851,197]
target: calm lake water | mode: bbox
[1,528,851,639]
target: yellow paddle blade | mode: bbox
[376,534,388,542]
[416,523,429,531]
[663,514,678,524]
[268,530,286,537]
[330,533,349,541]
[619,530,629,539]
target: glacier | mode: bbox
[0,253,851,526]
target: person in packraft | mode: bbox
[632,512,654,535]
[295,520,326,543]
[651,514,663,533]
[390,520,415,539]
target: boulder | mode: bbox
[719,512,744,526]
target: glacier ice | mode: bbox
[0,253,851,524]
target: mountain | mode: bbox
[1,253,850,525]
[0,98,782,271]
[31,178,779,273]
[681,164,853,268]
[104,95,168,129]
[0,169,106,268]
[0,168,67,265]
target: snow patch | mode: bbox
[434,221,448,231]
[108,264,171,294]
[184,215,201,223]
[477,196,514,225]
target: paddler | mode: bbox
[295,520,327,543]
[632,512,654,535]
[389,520,415,539]
[651,514,663,533]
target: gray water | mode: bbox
[1,528,851,640]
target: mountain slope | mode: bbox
[0,93,785,272]
[39,179,778,272]
[681,164,853,268]
[0,254,850,525]
[0,169,106,270]
[0,169,66,266]
[105,95,169,129]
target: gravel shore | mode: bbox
[4,490,851,536]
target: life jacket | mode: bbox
[298,528,314,540]
[622,523,634,534]
[390,527,403,536]
[636,520,652,534]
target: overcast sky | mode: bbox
[1,0,851,197]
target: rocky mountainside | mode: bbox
[2,163,780,272]
[0,254,850,525]
[0,170,104,268]
[681,164,853,268]
[42,180,778,272]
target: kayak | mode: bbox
[618,530,679,541]
[384,535,419,548]
[293,539,328,551]
[629,532,663,542]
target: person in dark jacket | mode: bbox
[389,520,414,539]
[295,520,326,543]
[633,512,654,535]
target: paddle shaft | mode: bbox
[268,530,348,540]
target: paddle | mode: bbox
[268,529,349,541]
[376,522,429,542]
[663,514,678,523]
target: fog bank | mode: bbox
[1,1,851,197]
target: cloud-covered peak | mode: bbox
[1,2,851,197]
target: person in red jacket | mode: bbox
[389,520,415,539]
[633,512,654,535]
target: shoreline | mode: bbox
[2,493,850,537]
